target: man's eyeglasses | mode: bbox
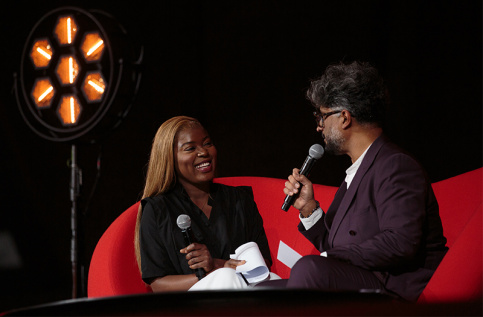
[313,110,342,126]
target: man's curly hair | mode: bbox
[306,61,387,126]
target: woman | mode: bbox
[134,116,272,292]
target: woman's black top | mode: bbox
[139,182,272,284]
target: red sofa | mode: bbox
[87,168,482,303]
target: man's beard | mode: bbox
[323,126,345,155]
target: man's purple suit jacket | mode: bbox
[299,135,448,301]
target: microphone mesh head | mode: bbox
[309,144,325,159]
[176,214,191,230]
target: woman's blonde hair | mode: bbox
[134,116,202,273]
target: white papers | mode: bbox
[277,240,302,269]
[230,241,269,284]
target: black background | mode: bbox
[0,0,481,312]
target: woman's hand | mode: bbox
[223,259,246,270]
[284,168,317,216]
[180,243,214,273]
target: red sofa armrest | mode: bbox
[87,202,150,298]
[418,205,482,303]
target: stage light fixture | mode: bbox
[14,6,143,299]
[15,6,143,143]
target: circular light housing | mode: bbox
[16,6,143,142]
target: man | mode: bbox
[277,61,447,301]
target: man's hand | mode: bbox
[284,168,318,216]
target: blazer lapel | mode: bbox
[327,135,387,247]
[324,181,347,229]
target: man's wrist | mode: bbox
[300,200,319,218]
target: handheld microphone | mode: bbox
[176,214,205,279]
[281,144,324,211]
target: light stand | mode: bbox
[69,144,81,298]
